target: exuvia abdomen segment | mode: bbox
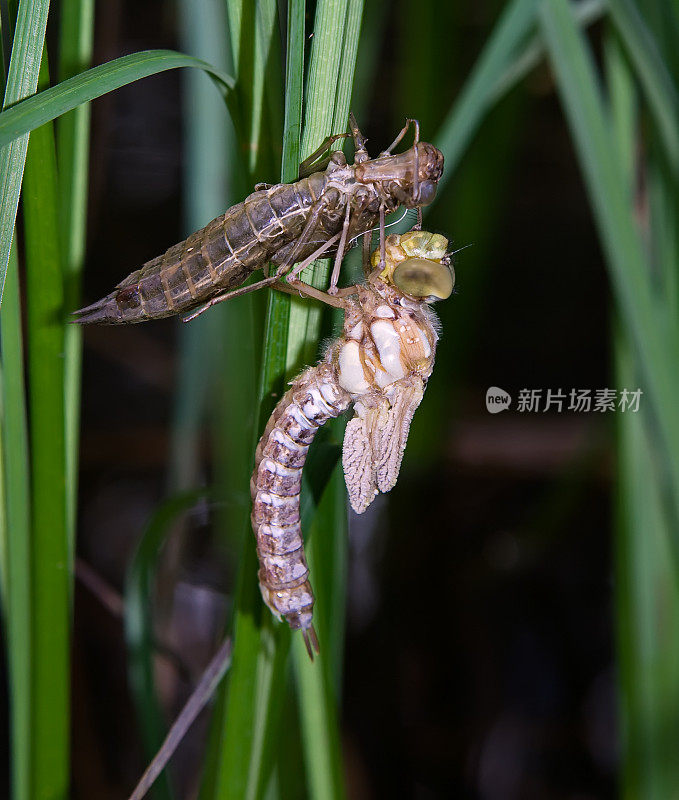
[73,174,331,323]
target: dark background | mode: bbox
[72,1,615,797]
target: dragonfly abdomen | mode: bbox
[251,363,350,654]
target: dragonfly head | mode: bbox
[356,142,444,209]
[371,230,454,301]
[409,143,444,207]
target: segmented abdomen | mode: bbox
[74,173,329,323]
[251,363,350,641]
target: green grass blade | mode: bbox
[169,0,233,500]
[0,49,235,149]
[645,107,679,315]
[56,0,94,561]
[178,0,232,237]
[224,0,280,181]
[281,0,304,175]
[431,0,608,195]
[293,464,346,800]
[205,0,278,577]
[616,344,679,799]
[172,8,280,800]
[285,0,349,371]
[0,240,31,800]
[607,27,679,800]
[200,2,362,794]
[198,3,297,796]
[0,398,5,603]
[606,34,642,797]
[608,0,679,174]
[432,0,538,184]
[287,4,363,798]
[350,2,387,120]
[331,0,363,135]
[539,0,679,557]
[201,0,359,795]
[0,384,5,600]
[300,0,349,153]
[124,491,206,800]
[323,0,361,690]
[22,47,70,800]
[488,0,606,108]
[216,5,304,794]
[255,1,283,180]
[0,44,235,312]
[0,0,49,306]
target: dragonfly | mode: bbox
[250,228,454,658]
[72,115,444,324]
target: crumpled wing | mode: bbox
[342,376,425,514]
[342,400,388,514]
[375,376,424,492]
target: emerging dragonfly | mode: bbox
[251,229,454,658]
[73,115,444,324]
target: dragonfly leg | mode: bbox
[414,207,423,230]
[181,276,279,322]
[328,201,353,295]
[272,279,350,309]
[274,194,338,278]
[383,118,419,155]
[298,133,350,178]
[182,234,347,322]
[348,112,370,163]
[332,283,361,298]
[275,231,356,308]
[285,232,342,282]
[412,118,420,146]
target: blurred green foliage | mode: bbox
[0,0,677,797]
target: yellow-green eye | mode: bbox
[392,257,454,300]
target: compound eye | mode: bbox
[415,179,437,206]
[392,257,454,300]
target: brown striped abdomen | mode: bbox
[251,364,350,636]
[73,172,331,324]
